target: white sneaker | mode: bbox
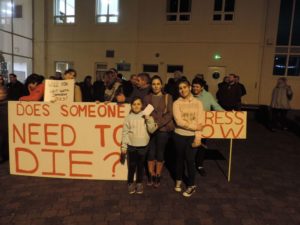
[174,180,182,192]
[183,186,196,197]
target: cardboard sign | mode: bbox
[44,79,75,102]
[9,102,130,180]
[8,101,247,180]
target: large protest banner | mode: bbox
[9,101,247,180]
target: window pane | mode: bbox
[117,63,131,72]
[167,65,183,73]
[13,56,32,83]
[167,15,177,21]
[0,0,13,32]
[98,16,107,22]
[66,0,75,15]
[214,0,222,11]
[13,35,32,57]
[224,14,233,21]
[288,55,300,76]
[276,0,293,45]
[167,0,178,13]
[291,0,300,46]
[109,16,118,23]
[13,0,32,38]
[179,14,190,21]
[109,0,119,15]
[0,30,12,53]
[143,64,158,73]
[100,0,108,14]
[66,16,75,23]
[273,55,287,75]
[57,0,66,15]
[0,53,12,78]
[213,14,222,20]
[180,0,191,12]
[225,0,235,12]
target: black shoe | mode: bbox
[153,175,161,188]
[197,167,207,177]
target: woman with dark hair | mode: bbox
[144,75,174,188]
[19,74,45,101]
[172,78,205,197]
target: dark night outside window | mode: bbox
[167,65,183,73]
[213,0,234,21]
[276,0,293,45]
[224,14,233,20]
[291,0,300,45]
[213,14,222,20]
[288,55,300,76]
[225,0,235,12]
[214,0,222,11]
[166,0,191,21]
[143,64,158,73]
[273,55,287,76]
[117,63,131,72]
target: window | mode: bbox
[143,64,158,73]
[213,0,235,22]
[0,0,33,82]
[54,0,75,24]
[96,0,119,23]
[117,63,131,72]
[273,0,300,76]
[95,62,107,80]
[167,65,183,73]
[55,61,74,73]
[166,0,191,22]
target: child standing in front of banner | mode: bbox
[121,97,156,194]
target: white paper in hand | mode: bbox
[143,104,154,116]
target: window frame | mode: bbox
[95,0,119,24]
[273,0,300,77]
[212,0,235,23]
[166,0,192,22]
[54,0,76,24]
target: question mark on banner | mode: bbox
[103,152,121,177]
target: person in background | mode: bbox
[194,73,209,91]
[192,77,224,176]
[216,74,243,110]
[0,85,8,163]
[270,77,293,131]
[63,69,82,102]
[0,75,6,88]
[121,97,156,194]
[165,70,183,101]
[144,75,175,188]
[117,72,151,103]
[103,69,123,102]
[173,78,205,197]
[93,73,105,102]
[19,74,45,101]
[80,75,94,102]
[218,75,229,89]
[54,71,63,80]
[7,73,26,100]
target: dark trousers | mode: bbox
[127,146,147,184]
[147,131,170,162]
[173,133,197,186]
[271,108,289,129]
[195,139,207,168]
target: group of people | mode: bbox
[0,69,294,198]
